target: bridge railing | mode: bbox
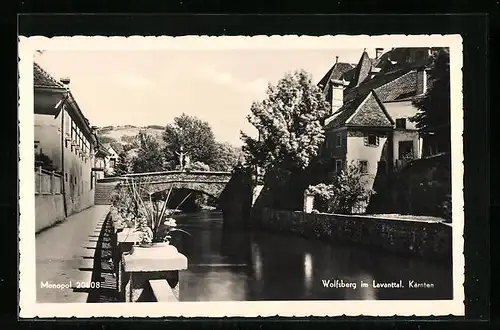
[122,170,232,177]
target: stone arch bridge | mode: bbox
[118,170,233,199]
[99,169,256,228]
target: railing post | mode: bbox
[51,170,55,194]
[303,191,314,213]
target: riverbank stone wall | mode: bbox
[256,208,452,262]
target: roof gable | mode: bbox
[345,91,394,127]
[349,51,373,88]
[34,62,64,89]
[324,93,370,130]
[318,61,354,92]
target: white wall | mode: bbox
[346,135,388,177]
[35,194,65,233]
[383,100,419,130]
[346,132,388,191]
[393,130,421,161]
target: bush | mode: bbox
[307,163,374,214]
[185,161,210,172]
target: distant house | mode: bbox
[93,142,111,180]
[102,143,120,176]
[319,48,438,192]
[34,62,98,231]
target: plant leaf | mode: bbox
[169,228,192,236]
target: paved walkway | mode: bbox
[36,205,111,303]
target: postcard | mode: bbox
[19,34,464,317]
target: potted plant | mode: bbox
[124,177,191,248]
[110,184,138,231]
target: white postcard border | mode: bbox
[19,34,464,318]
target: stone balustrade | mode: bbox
[107,208,188,302]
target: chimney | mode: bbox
[416,68,428,95]
[375,48,383,59]
[331,82,344,113]
[60,77,71,91]
[335,56,339,64]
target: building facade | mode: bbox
[34,62,98,231]
[319,48,439,191]
[102,143,119,176]
[93,144,110,180]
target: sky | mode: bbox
[34,48,377,147]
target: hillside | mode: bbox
[96,125,165,146]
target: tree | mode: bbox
[132,132,165,173]
[240,70,330,209]
[307,162,374,214]
[163,113,217,168]
[114,152,132,176]
[211,142,243,171]
[410,48,451,154]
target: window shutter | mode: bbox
[376,136,380,146]
[363,135,369,146]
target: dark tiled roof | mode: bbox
[347,92,394,127]
[317,62,354,90]
[344,68,413,103]
[374,70,418,101]
[349,51,373,88]
[325,91,393,130]
[324,96,366,129]
[34,62,64,89]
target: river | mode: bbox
[171,210,453,301]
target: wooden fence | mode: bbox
[35,166,62,194]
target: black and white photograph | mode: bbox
[19,35,464,317]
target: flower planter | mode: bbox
[115,227,142,295]
[138,241,171,248]
[121,244,188,302]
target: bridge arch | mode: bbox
[104,168,255,228]
[146,181,227,199]
[117,170,233,200]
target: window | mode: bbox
[398,141,414,160]
[335,159,343,173]
[359,160,368,174]
[65,173,68,182]
[336,133,342,147]
[395,118,406,129]
[364,134,379,147]
[90,172,94,190]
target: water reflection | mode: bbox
[174,211,453,301]
[303,253,313,295]
[251,243,262,281]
